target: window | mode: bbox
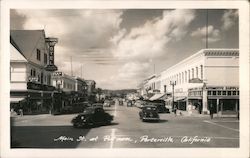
[200,65,203,80]
[228,91,232,96]
[36,49,41,61]
[188,70,190,81]
[33,69,36,76]
[223,91,227,95]
[196,67,198,78]
[212,91,216,96]
[30,69,33,76]
[38,74,40,82]
[182,72,184,84]
[233,91,236,95]
[185,71,187,83]
[44,53,48,64]
[192,68,194,79]
[218,91,222,95]
[208,91,211,95]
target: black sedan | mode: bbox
[139,105,160,122]
[71,107,113,128]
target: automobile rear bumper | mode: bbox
[142,117,160,120]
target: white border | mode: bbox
[1,1,249,158]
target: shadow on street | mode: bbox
[11,125,90,148]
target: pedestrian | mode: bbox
[173,103,177,117]
[209,104,214,119]
[198,103,202,114]
[19,108,23,116]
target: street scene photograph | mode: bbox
[9,8,240,149]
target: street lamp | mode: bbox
[170,81,176,109]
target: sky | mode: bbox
[10,9,239,90]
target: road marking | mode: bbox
[110,128,116,148]
[203,120,239,132]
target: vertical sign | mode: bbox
[45,38,58,71]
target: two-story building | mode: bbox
[160,49,239,115]
[10,30,58,114]
[140,48,239,116]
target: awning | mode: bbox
[164,96,186,102]
[10,97,25,103]
[149,93,166,101]
[175,96,186,101]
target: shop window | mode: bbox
[228,91,232,96]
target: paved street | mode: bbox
[11,102,239,148]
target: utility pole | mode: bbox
[206,9,208,49]
[70,56,73,76]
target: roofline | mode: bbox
[162,48,239,74]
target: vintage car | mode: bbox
[139,105,160,122]
[92,103,103,108]
[145,100,170,113]
[103,100,111,107]
[127,100,133,107]
[71,107,113,128]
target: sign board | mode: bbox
[53,71,63,76]
[28,77,38,82]
[45,37,58,71]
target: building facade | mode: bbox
[10,30,58,114]
[140,49,239,115]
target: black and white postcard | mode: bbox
[0,0,249,158]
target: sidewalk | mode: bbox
[11,113,52,121]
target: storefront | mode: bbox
[188,86,239,116]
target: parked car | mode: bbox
[71,107,113,128]
[119,100,123,106]
[139,105,160,122]
[145,100,169,113]
[127,100,133,107]
[135,100,146,108]
[103,100,111,107]
[92,103,104,108]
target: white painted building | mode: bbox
[10,30,58,114]
[140,49,239,115]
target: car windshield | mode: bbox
[93,104,102,106]
[83,108,94,113]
